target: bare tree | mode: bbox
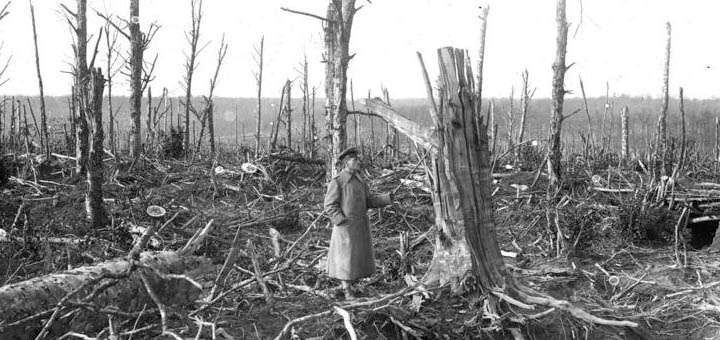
[299,55,309,155]
[0,3,11,156]
[621,106,629,160]
[656,22,671,175]
[678,87,686,173]
[128,0,142,158]
[181,0,205,155]
[283,0,359,175]
[504,87,514,153]
[103,19,121,156]
[363,47,638,330]
[547,0,569,193]
[206,37,228,156]
[252,36,264,155]
[97,0,159,159]
[476,6,489,123]
[145,87,169,152]
[194,35,228,156]
[285,79,292,150]
[29,0,48,158]
[62,0,89,175]
[515,69,535,164]
[84,67,107,227]
[269,81,288,152]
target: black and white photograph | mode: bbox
[1,0,720,339]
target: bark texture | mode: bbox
[656,22,671,175]
[254,36,264,155]
[29,0,49,158]
[84,68,107,227]
[74,0,89,175]
[621,106,629,160]
[129,0,143,158]
[0,252,208,339]
[325,0,356,176]
[365,48,507,294]
[547,0,569,192]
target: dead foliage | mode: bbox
[2,147,720,340]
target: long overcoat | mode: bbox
[324,169,391,280]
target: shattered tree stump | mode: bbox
[0,251,210,339]
[365,46,639,328]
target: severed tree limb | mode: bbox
[364,98,437,152]
[274,285,420,340]
[516,288,638,327]
[247,239,274,307]
[1,252,207,339]
[280,7,330,22]
[207,223,242,301]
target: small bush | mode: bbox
[161,127,184,159]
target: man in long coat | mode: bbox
[324,147,391,299]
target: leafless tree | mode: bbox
[62,0,90,175]
[656,22,671,175]
[29,0,48,158]
[103,18,122,156]
[84,67,107,227]
[97,0,159,159]
[181,0,207,155]
[252,36,264,155]
[283,0,361,176]
[621,106,629,160]
[194,35,228,156]
[547,0,569,193]
[515,69,535,164]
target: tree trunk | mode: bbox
[475,6,489,118]
[269,82,286,152]
[366,47,507,296]
[310,87,316,158]
[208,101,215,155]
[678,87,686,173]
[323,3,337,176]
[146,86,153,147]
[129,0,143,158]
[547,0,569,193]
[285,79,292,150]
[301,57,308,155]
[105,26,116,157]
[516,69,532,164]
[0,252,207,339]
[254,36,264,156]
[657,22,671,176]
[351,80,358,147]
[85,68,107,228]
[383,87,399,159]
[68,90,76,155]
[505,88,514,154]
[621,106,629,160]
[363,50,643,330]
[29,0,49,158]
[74,0,89,176]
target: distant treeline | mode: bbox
[3,95,718,152]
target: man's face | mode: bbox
[346,155,361,172]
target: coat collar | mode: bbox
[336,169,362,184]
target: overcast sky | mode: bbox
[1,0,719,100]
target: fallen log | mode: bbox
[0,251,211,340]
